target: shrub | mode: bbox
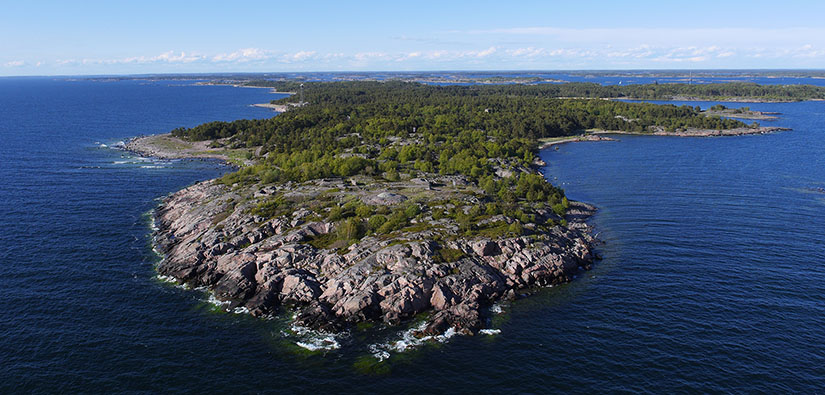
[404,204,421,218]
[368,214,387,231]
[435,247,465,263]
[508,222,523,236]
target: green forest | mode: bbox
[241,79,825,101]
[173,81,748,186]
[168,81,758,243]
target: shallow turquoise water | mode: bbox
[1,77,824,393]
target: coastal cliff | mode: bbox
[152,176,597,335]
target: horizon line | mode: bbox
[3,67,825,79]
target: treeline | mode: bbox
[257,80,825,102]
[171,81,749,186]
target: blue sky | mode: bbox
[2,0,825,75]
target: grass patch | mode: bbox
[303,232,339,250]
[211,202,235,225]
[470,221,511,238]
[152,136,193,150]
[434,247,465,263]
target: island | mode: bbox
[246,79,825,103]
[702,104,780,120]
[138,81,791,338]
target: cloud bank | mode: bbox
[3,26,825,74]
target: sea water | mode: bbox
[1,76,824,392]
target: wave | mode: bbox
[366,322,460,360]
[205,293,231,309]
[289,323,342,351]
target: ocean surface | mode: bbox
[1,76,824,393]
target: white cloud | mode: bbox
[213,48,271,62]
[507,47,545,57]
[7,41,825,74]
[472,46,497,58]
[118,51,206,64]
[424,50,449,60]
[284,51,317,62]
[353,52,390,61]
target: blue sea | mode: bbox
[1,76,824,393]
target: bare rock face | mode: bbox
[364,192,408,206]
[153,180,598,335]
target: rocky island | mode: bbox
[141,81,789,338]
[702,104,780,120]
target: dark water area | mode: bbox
[541,99,825,392]
[1,76,824,393]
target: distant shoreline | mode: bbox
[588,126,790,137]
[618,96,825,103]
[538,126,791,150]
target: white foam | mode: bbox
[232,306,250,314]
[206,293,231,309]
[113,160,129,164]
[368,344,391,362]
[290,323,342,352]
[479,328,501,335]
[296,337,340,351]
[435,327,458,342]
[140,165,165,169]
[490,303,505,314]
[155,274,191,290]
[149,216,159,232]
[367,322,462,358]
[156,274,178,284]
[389,322,429,352]
[99,143,108,148]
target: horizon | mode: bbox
[4,68,825,79]
[4,0,825,76]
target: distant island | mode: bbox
[221,78,825,103]
[136,81,791,338]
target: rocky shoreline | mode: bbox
[124,134,228,160]
[124,134,255,166]
[152,177,598,336]
[252,103,292,112]
[539,134,617,149]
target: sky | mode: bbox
[2,0,825,76]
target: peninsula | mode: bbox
[143,81,789,337]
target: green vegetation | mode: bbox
[247,80,825,102]
[172,81,750,186]
[434,247,466,263]
[169,81,762,248]
[709,104,750,114]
